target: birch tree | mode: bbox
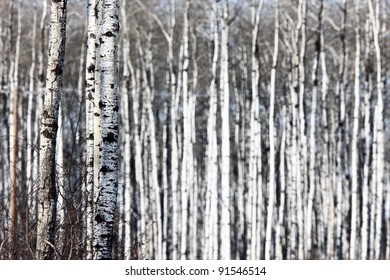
[9,0,21,259]
[93,0,120,260]
[85,0,97,260]
[36,0,68,260]
[219,0,231,260]
[265,0,279,260]
[350,5,360,259]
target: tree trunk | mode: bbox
[36,0,68,260]
[93,0,120,260]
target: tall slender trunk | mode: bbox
[307,0,323,259]
[9,0,21,259]
[265,0,278,260]
[335,0,347,260]
[350,13,360,260]
[361,17,372,260]
[248,0,263,260]
[93,0,120,260]
[219,0,231,260]
[85,0,96,259]
[204,0,219,259]
[368,0,384,260]
[36,0,68,260]
[180,1,190,260]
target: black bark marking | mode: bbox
[52,64,63,76]
[103,132,117,143]
[103,31,114,37]
[87,133,94,140]
[100,165,112,173]
[99,101,106,109]
[95,213,104,223]
[42,129,53,139]
[87,63,95,73]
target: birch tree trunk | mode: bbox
[204,0,219,259]
[307,0,323,259]
[361,17,372,260]
[36,0,68,260]
[335,0,347,259]
[248,0,263,260]
[368,0,384,260]
[85,0,96,260]
[219,0,231,260]
[93,0,120,260]
[180,0,190,260]
[26,7,37,236]
[350,11,360,260]
[265,0,279,260]
[9,0,21,259]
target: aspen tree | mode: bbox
[219,0,231,260]
[297,0,307,260]
[275,105,287,260]
[26,7,37,219]
[319,14,330,260]
[85,0,96,259]
[368,0,384,260]
[307,0,323,259]
[189,23,198,260]
[265,0,278,260]
[144,33,163,260]
[350,6,360,259]
[248,0,263,260]
[180,0,190,260]
[30,0,48,216]
[335,0,347,260]
[93,0,120,260]
[56,105,65,257]
[36,0,68,260]
[361,17,372,259]
[204,0,219,259]
[287,0,303,260]
[119,0,133,260]
[9,0,21,259]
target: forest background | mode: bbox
[0,0,389,260]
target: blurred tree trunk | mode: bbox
[265,0,279,260]
[247,0,263,260]
[204,0,219,259]
[350,8,360,260]
[9,0,21,260]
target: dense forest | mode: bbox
[0,0,389,260]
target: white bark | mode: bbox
[120,0,133,260]
[85,0,96,259]
[36,0,67,260]
[9,0,21,259]
[93,0,120,260]
[361,55,372,259]
[180,1,190,260]
[204,0,219,259]
[219,0,231,260]
[248,0,263,260]
[368,0,384,260]
[307,0,323,259]
[350,20,360,260]
[265,0,278,260]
